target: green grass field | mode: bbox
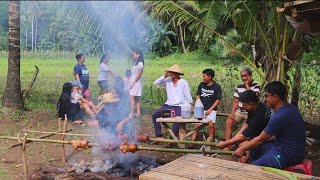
[0,51,248,111]
[0,50,318,124]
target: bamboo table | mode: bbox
[156,116,211,149]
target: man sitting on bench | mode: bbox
[232,81,306,169]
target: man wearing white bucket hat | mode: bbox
[152,64,193,139]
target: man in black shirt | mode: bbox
[217,90,270,162]
[192,69,222,142]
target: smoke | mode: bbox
[88,1,148,58]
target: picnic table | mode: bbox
[156,116,211,148]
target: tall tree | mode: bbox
[2,1,24,109]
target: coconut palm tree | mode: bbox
[2,1,24,109]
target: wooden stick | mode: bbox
[23,130,94,137]
[18,133,28,179]
[60,115,68,163]
[149,138,217,146]
[137,146,233,155]
[11,129,72,148]
[161,122,184,149]
[1,135,98,146]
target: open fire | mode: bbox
[68,156,159,178]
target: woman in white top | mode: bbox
[130,50,144,117]
[98,53,116,94]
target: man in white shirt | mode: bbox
[152,64,193,139]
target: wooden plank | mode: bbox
[157,116,211,123]
[140,154,316,180]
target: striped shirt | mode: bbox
[234,81,260,111]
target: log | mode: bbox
[150,138,217,146]
[137,146,234,155]
[23,130,94,137]
[11,129,72,148]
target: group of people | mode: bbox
[57,51,306,170]
[151,64,305,170]
[57,50,145,134]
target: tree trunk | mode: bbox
[179,24,186,54]
[31,15,34,51]
[35,19,37,51]
[291,58,302,108]
[3,1,24,109]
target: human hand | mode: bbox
[130,83,134,89]
[228,112,235,119]
[245,76,252,88]
[216,141,227,149]
[116,121,124,134]
[164,70,169,78]
[232,147,245,157]
[205,109,212,116]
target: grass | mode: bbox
[0,50,319,124]
[0,169,8,180]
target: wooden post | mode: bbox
[18,133,28,180]
[60,115,68,163]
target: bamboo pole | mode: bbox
[22,130,94,137]
[11,129,72,148]
[137,146,233,155]
[149,138,217,146]
[0,135,98,146]
[60,116,68,163]
[17,133,28,179]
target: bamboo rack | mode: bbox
[11,129,72,148]
[0,136,98,146]
[23,130,95,137]
[150,138,217,146]
[137,146,233,155]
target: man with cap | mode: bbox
[152,64,193,140]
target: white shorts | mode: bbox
[193,110,217,124]
[205,110,217,123]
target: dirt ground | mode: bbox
[0,109,319,179]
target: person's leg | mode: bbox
[191,124,200,141]
[171,106,181,135]
[208,122,215,142]
[135,96,141,117]
[152,105,167,137]
[225,118,237,141]
[130,95,135,116]
[80,103,95,118]
[207,110,217,142]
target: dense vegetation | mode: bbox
[0,1,319,122]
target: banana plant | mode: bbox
[145,0,266,85]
